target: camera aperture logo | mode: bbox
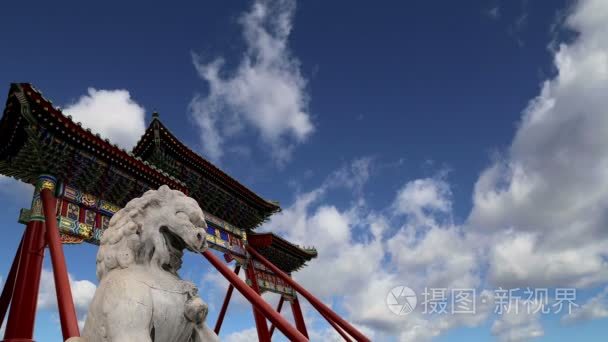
[386,286,417,315]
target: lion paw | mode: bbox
[184,297,208,324]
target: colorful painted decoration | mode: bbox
[67,203,79,221]
[99,200,120,215]
[84,210,96,226]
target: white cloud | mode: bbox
[489,231,608,288]
[268,197,385,300]
[0,175,34,201]
[325,157,373,195]
[63,88,146,150]
[200,261,255,314]
[38,268,96,325]
[393,177,452,225]
[491,299,545,342]
[190,0,313,164]
[468,0,608,288]
[78,315,87,331]
[486,5,500,20]
[201,1,608,339]
[388,224,479,291]
[224,326,258,342]
[264,162,486,340]
[562,286,608,324]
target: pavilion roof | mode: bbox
[0,83,186,205]
[132,115,280,229]
[0,83,316,271]
[248,232,318,273]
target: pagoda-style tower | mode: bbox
[0,83,369,342]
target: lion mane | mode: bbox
[96,185,197,280]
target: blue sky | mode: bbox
[2,0,608,341]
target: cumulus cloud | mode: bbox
[195,6,608,337]
[200,260,257,314]
[393,177,452,224]
[18,0,608,340]
[325,157,373,196]
[38,268,96,325]
[78,315,87,331]
[224,327,259,342]
[485,5,501,20]
[0,175,34,201]
[469,0,608,288]
[263,162,486,341]
[491,299,545,342]
[190,0,313,164]
[63,88,146,150]
[562,286,608,324]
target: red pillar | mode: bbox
[291,296,309,338]
[214,265,240,334]
[3,220,46,341]
[246,246,370,342]
[3,175,57,342]
[0,237,24,330]
[201,250,308,342]
[246,260,270,342]
[268,296,285,338]
[40,187,80,339]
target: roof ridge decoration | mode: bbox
[22,84,183,185]
[132,112,281,229]
[0,83,187,203]
[1,82,316,273]
[134,115,280,210]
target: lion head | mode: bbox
[96,185,209,280]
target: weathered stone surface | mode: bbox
[76,185,220,341]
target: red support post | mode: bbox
[200,250,308,342]
[268,296,285,338]
[0,237,24,329]
[246,246,370,342]
[246,259,270,342]
[3,220,46,341]
[40,188,80,339]
[214,265,241,334]
[291,296,309,338]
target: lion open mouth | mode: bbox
[160,226,186,273]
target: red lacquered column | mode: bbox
[0,237,24,329]
[291,295,309,338]
[246,259,270,342]
[40,184,79,339]
[3,176,51,342]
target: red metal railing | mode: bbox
[246,246,371,342]
[201,250,309,342]
[214,265,241,334]
[268,296,285,338]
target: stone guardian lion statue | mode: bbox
[73,186,220,341]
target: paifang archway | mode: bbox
[0,83,370,342]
